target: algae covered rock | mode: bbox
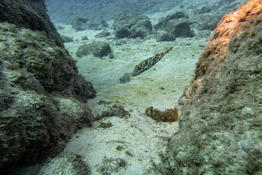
[0,0,63,46]
[76,41,112,58]
[92,41,112,57]
[154,12,188,30]
[154,1,262,174]
[113,12,152,39]
[154,12,194,41]
[0,0,96,171]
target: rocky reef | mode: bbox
[154,0,262,174]
[0,0,96,172]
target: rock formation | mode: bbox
[155,0,262,174]
[0,0,96,172]
[113,12,152,39]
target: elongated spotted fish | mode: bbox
[131,46,174,76]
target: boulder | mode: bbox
[76,41,112,58]
[154,12,188,30]
[92,41,112,57]
[113,12,152,39]
[167,21,194,38]
[154,1,262,174]
[0,0,96,171]
[154,12,194,41]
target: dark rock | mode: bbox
[95,30,111,38]
[154,12,193,41]
[168,21,195,38]
[76,41,112,58]
[71,16,89,31]
[155,12,188,30]
[81,36,88,40]
[115,27,131,38]
[119,73,131,83]
[76,44,93,58]
[113,12,152,39]
[92,41,112,57]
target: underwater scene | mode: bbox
[0,0,262,174]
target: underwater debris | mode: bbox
[132,46,174,76]
[145,106,178,122]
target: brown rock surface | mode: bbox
[155,0,262,174]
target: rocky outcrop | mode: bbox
[113,12,152,39]
[155,0,262,174]
[0,0,63,46]
[154,12,194,41]
[0,0,96,172]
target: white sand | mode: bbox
[55,24,208,174]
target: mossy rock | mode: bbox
[76,41,112,58]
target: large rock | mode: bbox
[0,0,96,172]
[154,12,194,41]
[113,12,152,39]
[0,0,63,46]
[76,41,112,58]
[155,0,262,174]
[154,12,188,30]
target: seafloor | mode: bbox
[48,18,208,174]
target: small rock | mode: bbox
[119,73,131,83]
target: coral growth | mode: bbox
[145,106,178,122]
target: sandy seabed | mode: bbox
[54,23,208,174]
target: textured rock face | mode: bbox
[113,12,152,39]
[0,0,96,171]
[0,0,63,46]
[156,0,262,174]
